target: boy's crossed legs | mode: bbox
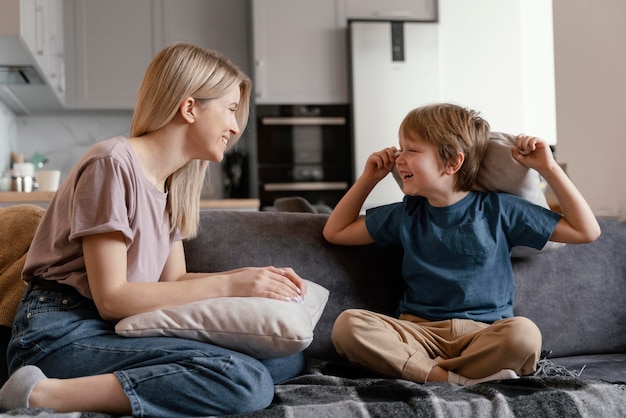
[331,309,541,385]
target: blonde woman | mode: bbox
[0,43,307,417]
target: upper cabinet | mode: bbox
[251,0,437,105]
[252,0,348,104]
[343,0,437,21]
[20,0,66,102]
[157,0,250,76]
[63,0,250,111]
[0,0,66,113]
[63,0,157,110]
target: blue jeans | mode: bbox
[8,285,305,417]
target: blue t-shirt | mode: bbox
[365,191,562,323]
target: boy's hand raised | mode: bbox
[512,134,555,172]
[363,147,400,183]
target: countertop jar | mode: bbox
[11,175,33,192]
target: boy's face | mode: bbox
[395,133,450,200]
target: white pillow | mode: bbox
[472,132,565,257]
[115,280,329,359]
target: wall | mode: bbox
[438,0,556,144]
[13,113,132,177]
[552,0,626,218]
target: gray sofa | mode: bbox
[182,211,626,417]
[2,210,625,417]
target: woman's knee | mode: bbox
[221,357,275,414]
[180,354,275,416]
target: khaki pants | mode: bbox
[331,309,541,383]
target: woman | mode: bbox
[0,43,307,417]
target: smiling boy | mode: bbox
[323,103,600,385]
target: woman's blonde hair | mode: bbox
[130,42,252,238]
[399,103,490,191]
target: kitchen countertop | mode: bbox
[0,192,260,210]
[0,191,57,203]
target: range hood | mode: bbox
[0,65,44,85]
[0,37,65,114]
[0,0,65,114]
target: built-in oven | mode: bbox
[256,104,352,209]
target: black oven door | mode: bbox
[256,105,352,208]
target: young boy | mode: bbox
[323,103,600,385]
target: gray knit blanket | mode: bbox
[226,360,626,418]
[3,360,625,417]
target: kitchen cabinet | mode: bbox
[64,0,250,111]
[64,0,157,110]
[157,0,250,75]
[250,0,437,105]
[252,0,348,104]
[343,0,437,21]
[20,0,66,102]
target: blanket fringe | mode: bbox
[534,352,586,378]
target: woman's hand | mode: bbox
[219,266,307,302]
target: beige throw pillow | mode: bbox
[115,279,329,359]
[472,132,565,257]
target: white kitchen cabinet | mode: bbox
[343,0,437,21]
[252,0,348,104]
[64,0,157,110]
[19,0,66,103]
[64,0,250,111]
[157,0,250,76]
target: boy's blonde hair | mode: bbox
[130,42,252,238]
[399,103,490,191]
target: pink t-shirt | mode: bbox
[23,136,182,299]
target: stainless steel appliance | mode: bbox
[256,104,352,209]
[349,20,440,209]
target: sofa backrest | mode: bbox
[512,216,626,357]
[184,211,404,361]
[184,211,626,361]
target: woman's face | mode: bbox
[188,84,241,162]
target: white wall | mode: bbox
[438,0,556,144]
[13,114,132,177]
[552,0,626,219]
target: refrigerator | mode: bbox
[349,20,440,210]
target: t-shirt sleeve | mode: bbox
[69,156,136,245]
[501,193,562,250]
[365,201,405,245]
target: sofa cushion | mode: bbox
[115,279,329,359]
